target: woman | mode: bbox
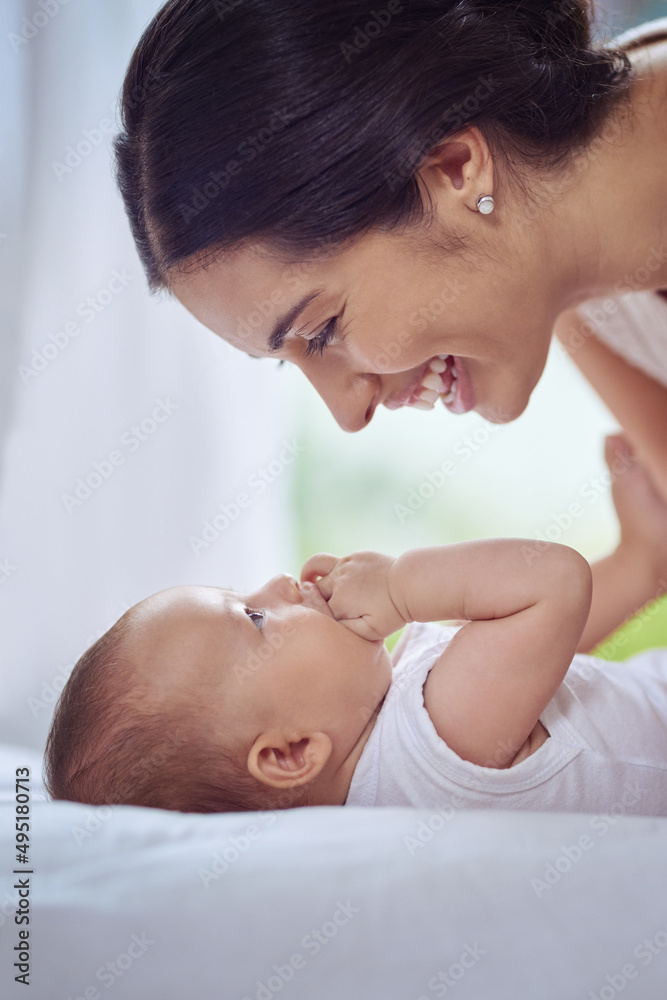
[114,1,667,489]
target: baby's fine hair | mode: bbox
[43,609,307,814]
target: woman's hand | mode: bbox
[607,434,667,578]
[577,433,667,652]
[300,550,407,641]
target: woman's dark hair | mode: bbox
[113,0,632,292]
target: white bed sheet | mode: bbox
[1,742,666,1000]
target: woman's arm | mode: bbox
[553,306,667,503]
[553,308,667,650]
[580,548,662,654]
[577,434,667,653]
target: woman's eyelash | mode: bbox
[245,608,265,631]
[304,316,339,357]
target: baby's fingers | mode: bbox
[300,552,339,585]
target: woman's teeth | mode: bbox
[421,373,444,392]
[412,355,457,410]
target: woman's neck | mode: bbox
[542,38,667,309]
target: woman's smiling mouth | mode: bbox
[383,355,463,411]
[443,355,476,415]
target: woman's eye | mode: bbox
[304,316,339,358]
[245,609,265,631]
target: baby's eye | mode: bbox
[245,608,265,631]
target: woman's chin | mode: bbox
[474,395,529,425]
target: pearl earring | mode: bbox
[476,195,495,215]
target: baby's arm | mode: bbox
[388,541,591,767]
[303,541,592,768]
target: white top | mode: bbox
[345,621,667,815]
[580,290,667,389]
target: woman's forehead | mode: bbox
[170,245,337,353]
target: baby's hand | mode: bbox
[300,550,407,641]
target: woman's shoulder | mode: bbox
[578,288,667,389]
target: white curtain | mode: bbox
[0,0,296,752]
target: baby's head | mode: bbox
[44,574,392,813]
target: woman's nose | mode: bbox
[300,362,378,433]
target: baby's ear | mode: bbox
[247,732,332,789]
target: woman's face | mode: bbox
[170,213,562,432]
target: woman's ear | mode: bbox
[247,732,332,789]
[417,125,494,209]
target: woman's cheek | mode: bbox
[358,337,414,374]
[408,311,427,333]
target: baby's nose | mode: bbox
[268,573,302,603]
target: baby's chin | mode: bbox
[334,623,394,654]
[367,638,393,677]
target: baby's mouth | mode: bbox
[300,580,334,618]
[383,356,457,411]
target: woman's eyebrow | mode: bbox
[267,289,324,352]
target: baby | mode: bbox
[44,436,667,816]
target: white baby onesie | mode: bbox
[345,622,667,816]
